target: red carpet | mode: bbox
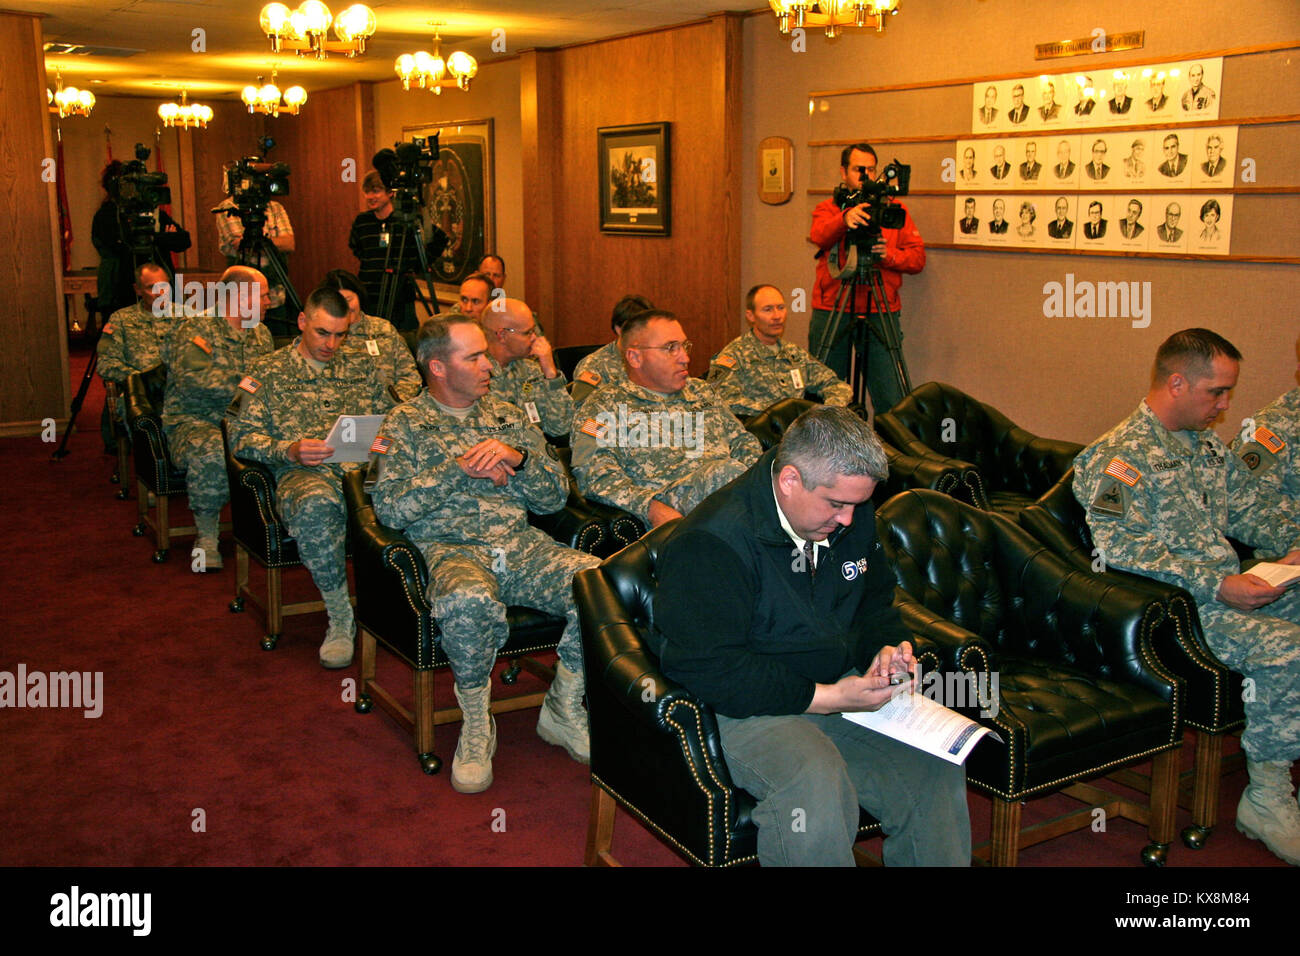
[0,348,1287,871]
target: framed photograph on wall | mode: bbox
[403,118,495,301]
[598,122,670,235]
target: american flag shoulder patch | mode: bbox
[714,354,736,369]
[238,376,261,394]
[192,335,212,354]
[1256,426,1285,455]
[577,369,602,386]
[579,417,605,439]
[370,435,393,455]
[1104,457,1142,486]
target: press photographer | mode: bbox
[91,145,190,315]
[213,139,297,336]
[808,142,924,414]
[348,138,450,331]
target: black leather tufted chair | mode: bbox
[574,522,903,866]
[875,382,1082,516]
[126,367,230,562]
[1019,469,1247,849]
[341,469,605,775]
[220,419,347,651]
[554,344,602,382]
[877,489,1184,866]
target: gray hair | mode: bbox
[417,313,478,370]
[774,406,888,488]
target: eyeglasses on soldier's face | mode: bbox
[499,324,538,338]
[631,340,692,357]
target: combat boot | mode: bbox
[1235,759,1300,865]
[536,660,590,764]
[451,682,497,793]
[318,585,355,669]
[192,512,223,572]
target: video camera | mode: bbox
[372,135,439,220]
[224,136,290,212]
[833,158,911,257]
[111,143,188,255]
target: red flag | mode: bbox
[55,134,73,271]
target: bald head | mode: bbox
[217,265,270,330]
[481,298,540,365]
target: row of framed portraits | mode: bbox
[951,193,1233,255]
[968,57,1223,134]
[953,127,1238,191]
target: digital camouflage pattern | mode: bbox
[1074,400,1300,762]
[706,330,853,418]
[487,354,574,437]
[570,342,625,405]
[338,312,423,402]
[97,301,172,383]
[570,377,762,526]
[1232,388,1300,500]
[370,391,597,684]
[162,313,273,515]
[227,342,396,592]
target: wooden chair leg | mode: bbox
[1143,747,1178,865]
[585,784,620,867]
[989,798,1021,867]
[414,669,440,775]
[1184,730,1224,848]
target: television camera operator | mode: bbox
[808,142,924,414]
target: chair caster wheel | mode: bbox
[1141,842,1169,867]
[110,472,120,484]
[261,634,280,651]
[114,488,129,501]
[229,598,245,613]
[501,664,521,686]
[355,695,373,714]
[151,549,168,563]
[132,524,146,537]
[419,752,442,775]
[1181,825,1211,850]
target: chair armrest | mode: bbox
[896,598,995,678]
[878,440,978,501]
[528,495,607,555]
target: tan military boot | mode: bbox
[451,682,497,794]
[192,512,223,572]
[318,586,355,669]
[536,660,590,764]
[1235,759,1300,865]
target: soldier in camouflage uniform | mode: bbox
[228,286,396,668]
[571,309,762,530]
[323,269,422,402]
[707,284,854,419]
[370,314,599,793]
[1073,329,1300,865]
[571,293,653,405]
[1232,355,1299,500]
[162,266,274,571]
[98,262,174,431]
[481,297,574,439]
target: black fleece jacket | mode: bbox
[650,447,909,718]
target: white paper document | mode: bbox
[1249,561,1300,589]
[841,687,1001,765]
[322,414,386,463]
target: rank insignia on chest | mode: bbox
[370,435,392,454]
[1255,427,1285,455]
[1103,457,1142,486]
[192,335,212,354]
[577,369,602,386]
[238,376,261,394]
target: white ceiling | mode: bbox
[30,0,755,98]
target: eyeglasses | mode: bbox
[633,340,693,356]
[500,325,538,338]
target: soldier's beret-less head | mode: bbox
[303,285,350,321]
[417,313,480,370]
[618,309,678,350]
[1153,328,1242,385]
[774,406,888,490]
[745,284,782,313]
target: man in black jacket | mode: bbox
[651,406,969,866]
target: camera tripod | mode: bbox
[374,208,447,328]
[812,241,912,413]
[221,205,302,333]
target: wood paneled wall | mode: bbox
[545,13,746,374]
[189,103,268,271]
[1,12,68,433]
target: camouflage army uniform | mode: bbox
[706,330,854,418]
[486,354,574,438]
[338,312,423,402]
[570,377,762,526]
[98,301,170,383]
[370,391,599,686]
[1232,388,1300,500]
[571,342,625,405]
[1074,401,1300,762]
[162,314,274,516]
[227,342,395,593]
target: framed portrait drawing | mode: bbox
[403,118,495,301]
[598,123,671,235]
